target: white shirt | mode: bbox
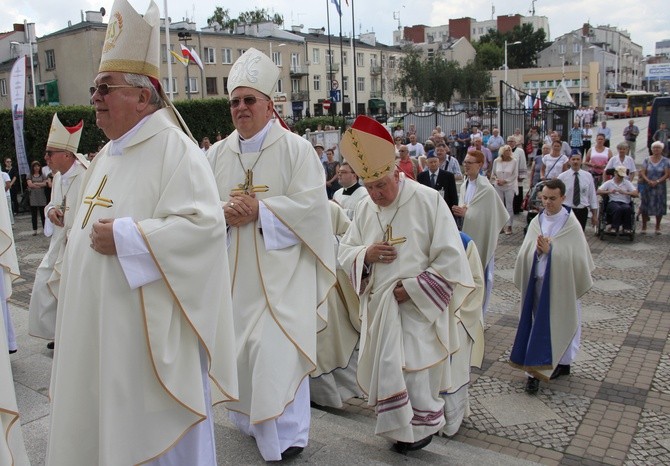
[605,156,637,179]
[558,168,599,209]
[599,178,636,204]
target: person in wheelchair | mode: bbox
[597,166,638,234]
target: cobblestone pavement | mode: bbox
[7,117,670,465]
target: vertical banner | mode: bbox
[10,56,29,176]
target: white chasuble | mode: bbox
[207,119,336,423]
[339,180,474,442]
[47,108,238,466]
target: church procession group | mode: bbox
[0,0,596,464]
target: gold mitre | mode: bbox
[339,115,396,182]
[227,48,279,97]
[99,0,160,79]
[47,113,83,154]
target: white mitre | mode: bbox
[47,113,83,154]
[227,48,279,97]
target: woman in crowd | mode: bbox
[491,145,519,235]
[526,126,541,155]
[639,141,670,234]
[324,148,341,199]
[27,161,48,235]
[529,143,550,189]
[584,133,613,187]
[605,142,637,182]
[540,140,569,180]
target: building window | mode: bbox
[291,79,300,92]
[312,48,320,64]
[206,77,218,95]
[314,75,321,91]
[573,43,581,53]
[223,77,229,94]
[187,77,198,94]
[0,78,7,96]
[272,51,282,66]
[370,54,377,67]
[237,49,246,58]
[389,56,396,69]
[221,48,233,64]
[162,77,178,94]
[343,51,348,66]
[356,52,364,67]
[343,76,348,91]
[326,50,333,65]
[276,79,283,93]
[45,49,56,70]
[204,47,215,64]
[559,44,566,54]
[357,77,365,92]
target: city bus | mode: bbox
[604,91,656,118]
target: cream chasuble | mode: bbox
[0,181,27,466]
[339,179,474,442]
[47,108,238,466]
[511,210,594,381]
[207,119,336,423]
[29,162,86,340]
[459,175,509,271]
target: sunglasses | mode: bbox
[45,150,66,157]
[230,95,269,108]
[89,83,141,96]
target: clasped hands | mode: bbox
[224,192,259,227]
[364,242,409,303]
[536,234,551,255]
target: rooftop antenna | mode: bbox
[393,11,401,30]
[529,0,537,16]
[492,3,495,20]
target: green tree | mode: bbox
[475,23,547,69]
[207,7,232,30]
[457,61,492,101]
[394,48,461,108]
[208,7,283,30]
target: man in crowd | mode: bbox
[510,179,594,394]
[435,141,463,181]
[456,126,471,164]
[487,127,505,160]
[396,144,419,180]
[332,161,369,219]
[569,121,583,154]
[472,136,493,178]
[582,122,594,154]
[597,120,612,147]
[207,47,335,461]
[623,119,640,157]
[47,1,238,464]
[28,114,86,350]
[406,133,425,159]
[339,115,474,454]
[4,158,19,216]
[417,152,459,209]
[557,151,599,231]
[507,136,528,214]
[452,150,509,315]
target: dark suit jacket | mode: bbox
[417,168,459,209]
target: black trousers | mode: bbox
[606,201,633,230]
[569,206,589,230]
[513,186,524,214]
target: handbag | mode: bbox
[521,189,531,211]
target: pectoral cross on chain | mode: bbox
[59,196,69,213]
[231,170,269,195]
[383,225,406,246]
[81,175,113,229]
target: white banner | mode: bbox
[10,55,29,176]
[645,64,670,80]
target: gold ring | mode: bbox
[230,202,235,207]
[379,255,384,260]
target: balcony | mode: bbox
[370,65,382,75]
[291,91,309,102]
[290,65,309,76]
[370,91,382,99]
[326,62,340,74]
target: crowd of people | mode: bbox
[1,1,669,464]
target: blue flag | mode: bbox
[330,0,342,16]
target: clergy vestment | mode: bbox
[28,162,86,340]
[0,179,28,466]
[510,208,594,381]
[440,232,485,437]
[47,108,238,465]
[207,119,336,460]
[332,183,369,220]
[339,178,474,443]
[310,201,363,408]
[459,175,509,314]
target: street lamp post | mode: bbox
[578,42,583,107]
[178,31,192,100]
[504,40,522,84]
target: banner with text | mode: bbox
[10,56,29,176]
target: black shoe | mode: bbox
[525,376,540,394]
[281,446,304,460]
[550,364,570,380]
[47,341,55,350]
[392,435,432,454]
[9,349,17,354]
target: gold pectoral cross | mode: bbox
[231,170,269,195]
[384,225,406,246]
[59,195,69,212]
[81,175,113,229]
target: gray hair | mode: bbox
[616,141,629,150]
[123,73,165,108]
[651,140,665,150]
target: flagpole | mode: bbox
[338,3,345,117]
[164,0,173,100]
[326,0,333,117]
[351,0,358,115]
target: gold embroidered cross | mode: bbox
[81,175,113,228]
[383,225,406,246]
[231,170,269,195]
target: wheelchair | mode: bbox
[596,194,636,241]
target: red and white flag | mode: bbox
[180,44,204,70]
[532,88,542,118]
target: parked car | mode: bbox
[647,96,670,153]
